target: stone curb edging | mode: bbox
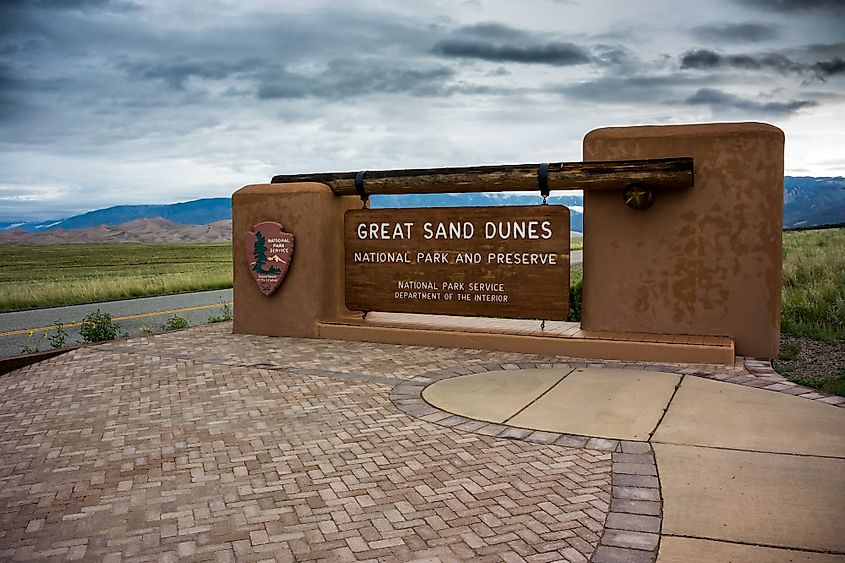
[389,361,664,563]
[594,445,662,563]
[743,358,845,408]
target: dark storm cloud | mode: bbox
[739,0,845,15]
[684,87,817,115]
[690,23,780,43]
[454,22,532,41]
[432,39,592,66]
[1,0,135,10]
[812,58,845,77]
[802,42,845,59]
[256,61,457,100]
[431,22,638,69]
[680,48,845,80]
[553,74,706,104]
[122,58,268,90]
[680,49,803,73]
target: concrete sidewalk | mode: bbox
[0,323,842,562]
[425,364,845,562]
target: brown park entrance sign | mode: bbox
[345,205,570,319]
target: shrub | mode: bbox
[568,268,583,322]
[163,315,190,331]
[207,300,233,323]
[79,309,121,343]
[47,321,68,349]
[20,331,44,355]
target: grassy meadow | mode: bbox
[0,231,840,338]
[781,227,845,342]
[0,243,232,312]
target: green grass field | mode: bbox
[0,243,232,312]
[781,227,845,342]
[1,231,841,340]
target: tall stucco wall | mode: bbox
[232,182,360,338]
[582,122,784,358]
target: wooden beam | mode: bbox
[270,157,693,195]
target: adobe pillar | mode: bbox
[232,183,359,338]
[582,122,784,358]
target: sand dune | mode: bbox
[0,217,232,245]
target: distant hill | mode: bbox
[784,177,845,228]
[1,197,232,233]
[0,218,232,245]
[1,176,843,239]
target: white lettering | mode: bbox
[541,220,552,239]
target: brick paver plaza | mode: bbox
[1,323,842,562]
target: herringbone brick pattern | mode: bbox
[0,327,614,562]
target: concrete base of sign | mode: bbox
[318,312,735,365]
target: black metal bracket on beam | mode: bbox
[623,183,655,210]
[538,162,550,205]
[355,171,368,207]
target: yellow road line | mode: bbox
[0,302,233,338]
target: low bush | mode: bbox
[568,268,583,322]
[46,321,68,349]
[163,316,190,331]
[79,309,121,343]
[207,300,233,323]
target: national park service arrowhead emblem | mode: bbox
[244,221,294,296]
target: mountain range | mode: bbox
[0,176,841,244]
[784,177,845,228]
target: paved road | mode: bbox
[0,289,232,358]
[0,252,582,359]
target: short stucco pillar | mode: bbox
[232,182,360,338]
[582,122,784,358]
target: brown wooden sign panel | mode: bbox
[345,206,569,319]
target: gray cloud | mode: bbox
[454,22,532,41]
[2,0,136,11]
[684,87,817,115]
[740,0,845,15]
[432,39,592,66]
[122,58,268,90]
[680,48,845,79]
[691,23,780,43]
[554,74,702,104]
[812,57,845,77]
[681,48,803,72]
[256,61,457,100]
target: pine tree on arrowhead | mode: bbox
[253,231,268,273]
[252,230,281,274]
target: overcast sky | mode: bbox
[1,0,844,221]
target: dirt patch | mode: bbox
[775,335,845,396]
